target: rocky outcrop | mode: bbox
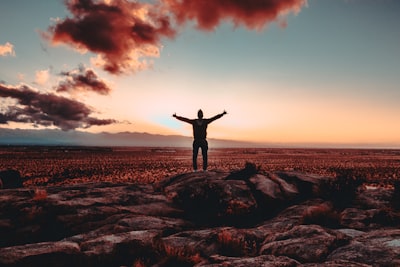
[0,168,399,266]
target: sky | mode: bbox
[0,0,399,147]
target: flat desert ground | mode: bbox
[1,146,399,187]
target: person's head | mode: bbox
[197,109,203,119]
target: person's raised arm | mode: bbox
[172,113,192,124]
[208,110,227,123]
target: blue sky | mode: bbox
[1,0,400,147]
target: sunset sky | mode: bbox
[1,0,399,147]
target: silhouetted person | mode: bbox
[173,109,227,171]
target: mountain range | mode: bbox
[1,128,398,149]
[0,128,258,148]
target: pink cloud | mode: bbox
[0,42,15,57]
[35,69,50,85]
[44,0,176,75]
[44,0,307,75]
[163,0,307,31]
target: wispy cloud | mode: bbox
[0,42,15,57]
[0,83,116,130]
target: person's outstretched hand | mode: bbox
[222,110,227,115]
[172,113,177,118]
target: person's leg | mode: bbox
[201,140,208,171]
[192,140,200,171]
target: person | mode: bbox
[173,109,227,171]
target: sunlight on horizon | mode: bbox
[0,0,399,147]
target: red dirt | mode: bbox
[0,146,399,187]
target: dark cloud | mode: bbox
[0,83,116,130]
[44,0,306,75]
[45,0,176,75]
[164,0,307,31]
[56,65,111,95]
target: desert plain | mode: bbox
[0,146,399,187]
[1,146,400,266]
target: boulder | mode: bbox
[0,241,81,267]
[199,254,301,267]
[158,170,327,225]
[328,229,400,266]
[260,224,350,263]
[162,171,258,224]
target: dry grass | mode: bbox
[217,228,259,257]
[0,147,398,187]
[301,202,341,228]
[32,188,47,201]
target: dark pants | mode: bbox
[193,139,208,171]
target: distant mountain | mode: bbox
[0,128,258,148]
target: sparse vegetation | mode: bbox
[217,228,260,257]
[301,202,341,228]
[160,244,203,267]
[320,168,366,209]
[391,180,400,210]
[32,188,47,201]
[0,147,398,188]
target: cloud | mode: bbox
[0,83,116,130]
[163,0,307,31]
[35,69,50,85]
[43,0,307,75]
[0,42,15,57]
[55,65,112,95]
[44,0,176,75]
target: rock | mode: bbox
[0,169,23,189]
[328,229,400,266]
[1,167,400,266]
[260,224,350,263]
[0,241,81,267]
[158,229,219,263]
[199,254,301,267]
[303,260,372,266]
[79,230,159,266]
[340,207,400,230]
[159,170,327,225]
[275,171,324,199]
[163,171,258,224]
[340,208,370,230]
[256,201,320,233]
[337,228,365,238]
[249,174,285,203]
[355,187,392,210]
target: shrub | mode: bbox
[33,188,47,201]
[160,244,203,267]
[391,180,400,210]
[320,168,365,209]
[217,228,259,257]
[301,202,340,228]
[226,162,261,181]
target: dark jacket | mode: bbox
[174,113,224,140]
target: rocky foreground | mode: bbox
[1,166,400,267]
